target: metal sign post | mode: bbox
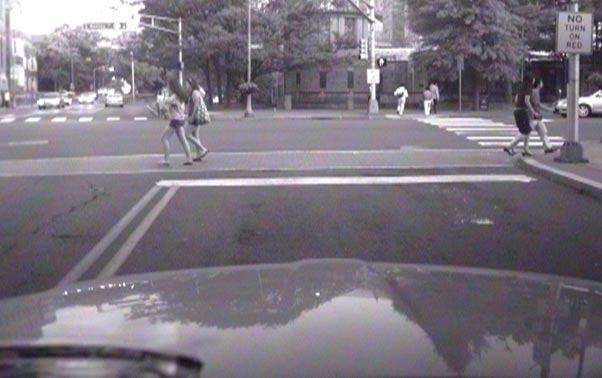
[555,3,592,163]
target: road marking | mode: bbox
[107,117,120,121]
[79,117,93,123]
[51,117,67,123]
[1,118,15,123]
[97,186,179,278]
[58,186,163,286]
[134,117,147,121]
[446,127,516,132]
[467,136,564,141]
[8,140,49,146]
[157,175,535,188]
[479,141,564,147]
[25,117,41,123]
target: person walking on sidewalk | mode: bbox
[504,76,536,157]
[393,83,409,115]
[531,78,556,154]
[158,78,193,166]
[429,81,440,114]
[422,84,433,117]
[186,78,209,162]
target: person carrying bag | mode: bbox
[186,78,209,161]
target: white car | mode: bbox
[555,89,602,117]
[36,92,64,109]
[77,92,96,104]
[105,92,124,108]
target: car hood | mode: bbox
[1,259,602,377]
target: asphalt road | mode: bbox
[1,104,602,300]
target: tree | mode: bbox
[407,0,532,108]
[35,26,106,92]
[136,0,343,107]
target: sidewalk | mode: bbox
[0,149,511,178]
[517,140,602,200]
[207,107,516,121]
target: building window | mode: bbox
[296,71,301,86]
[319,71,327,89]
[14,56,23,66]
[347,71,354,89]
[344,17,356,40]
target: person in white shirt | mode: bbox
[422,85,433,117]
[393,83,409,115]
[158,78,193,166]
[429,81,440,114]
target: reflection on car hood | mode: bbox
[1,259,602,377]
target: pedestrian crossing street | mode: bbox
[417,116,564,149]
[0,115,149,124]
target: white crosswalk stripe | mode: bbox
[418,117,564,150]
[2,115,155,123]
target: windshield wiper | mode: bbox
[0,345,202,377]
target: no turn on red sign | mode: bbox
[556,12,594,54]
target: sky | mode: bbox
[12,0,140,36]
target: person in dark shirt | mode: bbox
[504,76,537,157]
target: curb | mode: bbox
[516,157,602,200]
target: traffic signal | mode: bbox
[594,21,602,51]
[377,57,387,68]
[359,39,368,60]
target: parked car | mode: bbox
[105,92,124,108]
[77,92,96,105]
[555,89,602,117]
[36,92,64,109]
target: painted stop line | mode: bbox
[157,175,535,188]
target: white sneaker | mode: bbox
[157,160,170,167]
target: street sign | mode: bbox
[456,55,464,71]
[367,68,380,84]
[556,12,593,54]
[251,43,263,50]
[84,22,128,30]
[377,57,387,68]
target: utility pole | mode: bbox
[346,0,379,114]
[368,0,379,114]
[5,2,12,108]
[178,17,183,86]
[131,51,136,102]
[244,0,254,118]
[70,58,74,91]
